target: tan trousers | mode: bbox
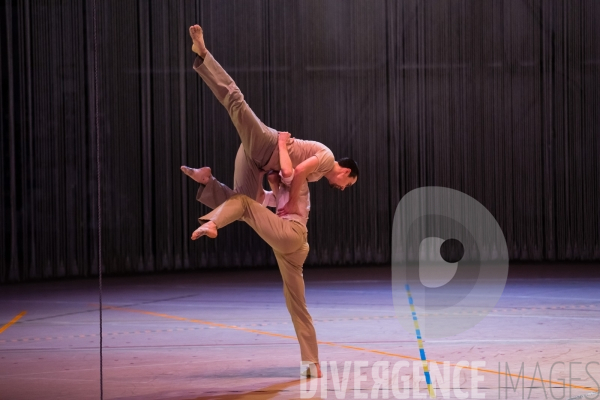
[193,53,281,209]
[200,194,319,363]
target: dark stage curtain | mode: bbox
[1,1,599,283]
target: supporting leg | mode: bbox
[193,194,319,369]
[274,246,320,367]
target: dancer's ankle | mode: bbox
[200,221,218,238]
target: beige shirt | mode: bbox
[266,138,335,183]
[262,171,310,226]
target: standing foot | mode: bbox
[181,166,211,185]
[189,25,208,58]
[191,221,218,240]
[301,363,322,378]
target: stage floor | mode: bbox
[1,264,599,400]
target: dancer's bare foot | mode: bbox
[191,221,218,240]
[189,25,208,58]
[181,166,211,185]
[301,363,322,378]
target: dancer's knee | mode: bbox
[230,193,252,206]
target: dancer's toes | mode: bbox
[191,221,218,240]
[180,165,195,178]
[189,24,208,57]
[181,166,212,185]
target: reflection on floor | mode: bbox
[1,263,599,399]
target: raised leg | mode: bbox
[190,26,278,170]
[180,166,211,185]
[190,145,264,209]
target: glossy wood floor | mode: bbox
[1,264,599,400]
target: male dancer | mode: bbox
[185,24,358,216]
[187,132,322,377]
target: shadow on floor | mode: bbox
[185,379,311,399]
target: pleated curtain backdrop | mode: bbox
[1,0,599,283]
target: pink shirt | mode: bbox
[262,171,310,226]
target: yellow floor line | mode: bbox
[0,311,27,334]
[103,305,596,391]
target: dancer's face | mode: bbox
[328,174,357,191]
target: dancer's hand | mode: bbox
[278,131,291,143]
[277,200,299,217]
